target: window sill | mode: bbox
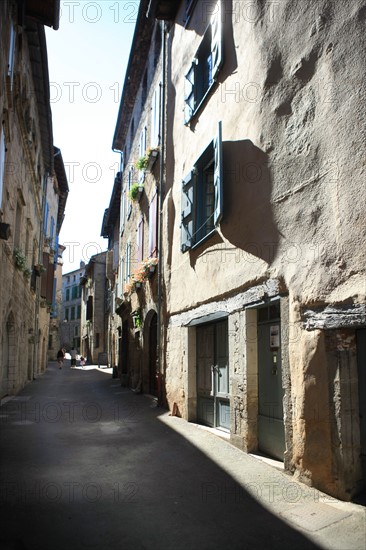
[191,228,217,251]
[185,80,218,127]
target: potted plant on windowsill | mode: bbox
[141,257,158,277]
[135,155,149,171]
[128,183,144,203]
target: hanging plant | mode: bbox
[135,155,149,171]
[128,183,144,202]
[13,248,27,271]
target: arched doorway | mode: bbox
[1,312,16,397]
[149,312,158,397]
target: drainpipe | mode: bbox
[156,20,167,406]
[32,172,48,379]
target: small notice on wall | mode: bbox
[270,325,280,349]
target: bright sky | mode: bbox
[45,0,137,274]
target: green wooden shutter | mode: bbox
[181,171,194,252]
[213,121,223,226]
[184,63,196,125]
[211,0,223,81]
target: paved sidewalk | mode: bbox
[0,362,365,550]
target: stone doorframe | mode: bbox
[228,297,292,470]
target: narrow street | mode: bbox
[0,364,365,550]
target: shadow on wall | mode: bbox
[221,139,280,265]
[188,140,279,269]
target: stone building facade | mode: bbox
[107,0,366,500]
[80,252,107,365]
[153,0,366,500]
[0,0,63,397]
[106,3,162,394]
[59,263,84,353]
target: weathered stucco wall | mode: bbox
[163,0,366,500]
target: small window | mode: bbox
[70,306,75,320]
[72,285,78,300]
[151,84,161,148]
[181,122,223,251]
[65,308,69,321]
[66,288,70,301]
[67,276,70,283]
[127,167,133,219]
[184,1,223,124]
[77,305,81,319]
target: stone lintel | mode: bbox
[302,304,366,330]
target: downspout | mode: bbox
[33,172,48,379]
[156,20,167,406]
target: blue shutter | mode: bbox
[213,121,223,226]
[181,171,194,252]
[44,202,49,235]
[184,62,196,125]
[211,0,223,81]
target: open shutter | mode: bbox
[181,171,194,252]
[184,62,196,125]
[136,216,144,263]
[213,121,223,226]
[139,126,147,184]
[148,187,158,257]
[211,0,223,81]
[151,84,161,147]
[120,183,125,235]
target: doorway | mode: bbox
[257,302,285,460]
[196,319,230,431]
[356,329,366,484]
[149,312,158,396]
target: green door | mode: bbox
[197,320,230,430]
[356,329,366,483]
[257,304,285,460]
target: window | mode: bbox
[50,216,55,248]
[67,276,70,283]
[14,202,22,250]
[65,308,69,321]
[151,84,161,148]
[127,167,133,219]
[86,296,93,321]
[77,305,81,319]
[124,241,131,290]
[181,121,223,251]
[7,23,16,90]
[148,188,158,257]
[71,285,79,300]
[66,288,70,301]
[184,1,223,124]
[70,306,75,320]
[0,126,5,209]
[73,275,76,282]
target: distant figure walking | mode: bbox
[70,348,77,368]
[57,348,65,369]
[80,356,85,368]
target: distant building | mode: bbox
[59,263,84,352]
[80,252,107,365]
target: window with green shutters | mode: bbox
[181,122,223,252]
[184,0,223,124]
